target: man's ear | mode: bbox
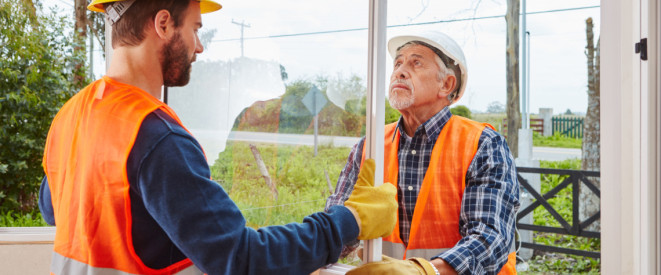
[153,9,174,40]
[438,74,456,99]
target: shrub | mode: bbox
[450,105,472,119]
[0,1,88,213]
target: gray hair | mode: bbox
[397,41,462,103]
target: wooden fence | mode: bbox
[502,118,544,136]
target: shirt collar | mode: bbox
[395,106,453,142]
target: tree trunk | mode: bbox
[74,0,88,86]
[580,17,600,231]
[505,0,521,157]
[24,0,38,27]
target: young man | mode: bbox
[328,31,520,275]
[39,1,397,274]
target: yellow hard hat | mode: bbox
[87,0,222,14]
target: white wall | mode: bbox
[0,227,54,273]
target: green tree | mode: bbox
[279,79,315,133]
[450,105,472,119]
[486,101,505,113]
[384,99,401,124]
[0,0,88,213]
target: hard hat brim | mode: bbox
[87,0,222,14]
[199,0,222,14]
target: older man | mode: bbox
[328,31,520,275]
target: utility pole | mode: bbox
[231,19,250,57]
[521,0,528,129]
[505,0,521,157]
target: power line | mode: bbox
[211,5,599,43]
[54,0,74,8]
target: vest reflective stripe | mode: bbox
[382,240,448,260]
[361,116,516,274]
[383,240,517,273]
[43,77,197,274]
[51,252,204,275]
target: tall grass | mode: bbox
[210,141,351,228]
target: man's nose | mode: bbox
[393,65,409,80]
[195,36,204,54]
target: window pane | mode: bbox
[168,0,369,227]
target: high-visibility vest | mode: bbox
[43,76,203,274]
[362,116,516,274]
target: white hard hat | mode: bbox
[388,31,467,103]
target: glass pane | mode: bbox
[386,0,600,273]
[168,0,369,227]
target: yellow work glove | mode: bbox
[344,159,397,240]
[346,255,438,275]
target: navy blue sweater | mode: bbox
[40,109,358,274]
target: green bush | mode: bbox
[450,105,472,119]
[385,99,401,124]
[0,1,88,213]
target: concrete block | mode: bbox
[539,108,553,136]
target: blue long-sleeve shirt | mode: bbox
[40,109,358,275]
[325,107,520,275]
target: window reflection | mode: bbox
[167,1,369,227]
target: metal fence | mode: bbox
[516,167,600,258]
[552,116,584,138]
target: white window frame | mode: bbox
[601,0,660,273]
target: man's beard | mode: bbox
[161,32,193,87]
[388,79,415,110]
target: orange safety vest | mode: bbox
[362,116,516,274]
[43,76,202,274]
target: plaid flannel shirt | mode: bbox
[325,107,520,275]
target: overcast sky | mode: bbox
[46,0,600,114]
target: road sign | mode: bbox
[301,85,327,156]
[301,85,327,116]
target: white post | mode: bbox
[319,1,387,273]
[526,31,531,129]
[521,0,528,129]
[539,108,553,136]
[362,0,387,264]
[314,114,319,156]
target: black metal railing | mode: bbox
[516,167,600,258]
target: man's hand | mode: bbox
[346,255,438,275]
[344,159,397,240]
